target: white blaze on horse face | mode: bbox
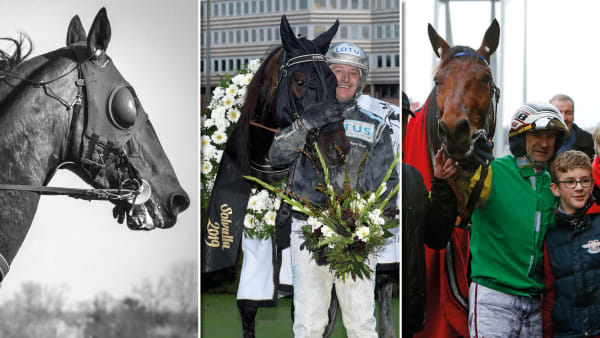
[331,64,359,102]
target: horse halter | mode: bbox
[0,46,149,204]
[275,49,335,126]
[438,51,500,160]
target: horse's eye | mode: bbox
[295,79,305,86]
[433,78,441,87]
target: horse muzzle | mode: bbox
[438,118,472,160]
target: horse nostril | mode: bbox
[438,121,449,144]
[169,193,190,216]
[455,119,471,144]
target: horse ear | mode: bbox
[428,23,450,58]
[476,19,500,62]
[87,7,111,57]
[66,15,86,46]
[313,20,339,54]
[280,15,302,53]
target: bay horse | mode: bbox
[403,19,500,337]
[0,8,189,282]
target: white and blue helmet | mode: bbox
[326,42,369,97]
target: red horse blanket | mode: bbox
[403,91,470,338]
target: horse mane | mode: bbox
[0,34,32,74]
[236,45,283,174]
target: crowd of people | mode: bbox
[403,90,600,337]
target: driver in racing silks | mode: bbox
[268,42,398,337]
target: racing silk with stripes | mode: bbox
[458,155,557,296]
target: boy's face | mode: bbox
[550,167,594,214]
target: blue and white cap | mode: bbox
[326,42,369,97]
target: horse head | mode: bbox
[239,16,347,175]
[428,19,500,160]
[60,9,190,230]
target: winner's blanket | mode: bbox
[403,90,470,338]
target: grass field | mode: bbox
[200,293,399,337]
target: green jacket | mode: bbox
[459,155,557,296]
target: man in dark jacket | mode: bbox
[402,92,457,336]
[550,94,595,159]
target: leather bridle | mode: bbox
[0,48,142,202]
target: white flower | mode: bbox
[201,135,211,148]
[212,106,227,125]
[215,150,224,162]
[248,59,262,73]
[265,210,277,226]
[238,87,248,100]
[214,115,230,131]
[226,84,239,97]
[222,94,235,109]
[244,214,257,229]
[257,190,272,209]
[204,118,215,129]
[350,198,366,213]
[321,225,335,238]
[367,192,376,203]
[355,226,370,241]
[201,161,213,174]
[247,194,265,211]
[212,86,225,100]
[243,73,253,86]
[232,74,246,86]
[227,108,241,123]
[201,143,217,161]
[251,188,258,194]
[307,216,323,231]
[374,225,384,237]
[368,209,385,226]
[211,131,228,145]
[206,179,214,191]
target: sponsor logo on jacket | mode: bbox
[344,119,375,143]
[582,239,600,254]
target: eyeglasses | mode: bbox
[558,177,594,189]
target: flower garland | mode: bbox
[201,59,283,240]
[245,145,400,281]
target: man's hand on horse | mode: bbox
[300,101,349,130]
[471,130,494,167]
[434,149,458,179]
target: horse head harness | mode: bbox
[438,51,500,161]
[0,45,148,203]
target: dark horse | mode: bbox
[404,20,499,337]
[232,16,347,338]
[0,9,189,281]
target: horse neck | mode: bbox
[0,51,79,186]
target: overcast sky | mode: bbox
[403,0,600,141]
[0,0,198,306]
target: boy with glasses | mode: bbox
[542,150,599,337]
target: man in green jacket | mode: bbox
[455,103,568,338]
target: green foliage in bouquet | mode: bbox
[245,143,400,281]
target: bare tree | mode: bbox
[165,260,198,316]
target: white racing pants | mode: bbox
[469,282,542,338]
[291,218,377,338]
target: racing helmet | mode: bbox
[325,42,369,97]
[508,102,568,158]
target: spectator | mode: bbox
[550,94,594,159]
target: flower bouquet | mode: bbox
[245,144,399,281]
[243,184,284,240]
